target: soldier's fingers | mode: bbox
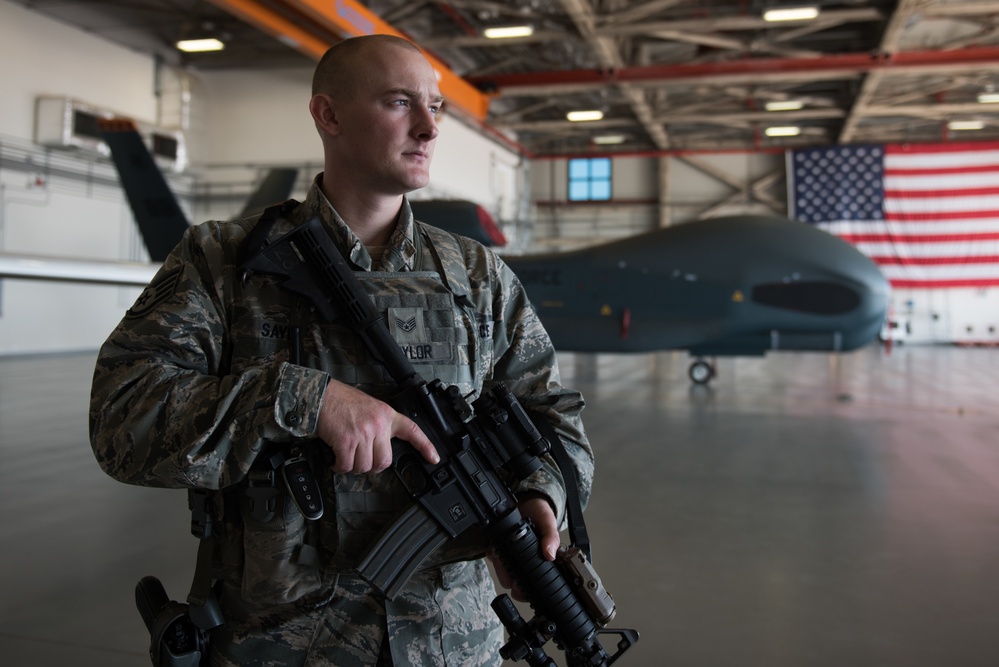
[330,441,357,473]
[370,435,394,473]
[488,550,525,600]
[393,414,440,465]
[351,441,373,474]
[521,497,559,561]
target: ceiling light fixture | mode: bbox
[765,100,804,111]
[483,25,535,39]
[763,7,819,22]
[765,126,801,137]
[977,93,999,104]
[567,110,604,122]
[176,38,225,52]
[593,134,627,145]
[948,120,985,131]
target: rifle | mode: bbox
[241,215,638,666]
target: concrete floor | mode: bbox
[1,344,997,666]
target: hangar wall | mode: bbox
[529,152,786,249]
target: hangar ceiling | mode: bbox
[16,0,999,157]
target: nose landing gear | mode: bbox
[688,358,715,384]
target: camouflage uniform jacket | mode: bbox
[89,176,594,665]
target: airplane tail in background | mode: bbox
[98,119,192,262]
[100,118,298,262]
[410,200,507,247]
[238,167,299,219]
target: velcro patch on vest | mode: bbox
[388,306,453,363]
[474,312,494,340]
[389,306,427,341]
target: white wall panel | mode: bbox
[0,0,158,138]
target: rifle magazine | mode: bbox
[356,502,451,599]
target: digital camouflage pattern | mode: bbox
[209,561,502,667]
[90,175,594,665]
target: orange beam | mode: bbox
[207,0,330,59]
[208,0,490,122]
[291,0,489,121]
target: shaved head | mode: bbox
[312,34,424,98]
[308,32,443,212]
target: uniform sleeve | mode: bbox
[484,253,594,529]
[89,221,328,490]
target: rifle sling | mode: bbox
[528,411,592,562]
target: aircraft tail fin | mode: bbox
[99,118,190,262]
[410,200,507,247]
[238,168,298,219]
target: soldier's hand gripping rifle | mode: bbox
[241,215,638,666]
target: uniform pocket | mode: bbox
[240,491,323,605]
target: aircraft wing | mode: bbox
[0,253,158,287]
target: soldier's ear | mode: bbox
[309,94,340,136]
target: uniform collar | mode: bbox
[302,174,417,272]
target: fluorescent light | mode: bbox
[176,38,225,52]
[567,110,604,122]
[765,126,801,137]
[978,93,999,104]
[483,25,534,39]
[763,7,819,22]
[593,134,627,145]
[765,100,804,111]
[948,120,985,131]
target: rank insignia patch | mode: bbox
[388,307,427,342]
[126,268,182,319]
[395,315,418,333]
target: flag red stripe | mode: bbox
[889,278,999,288]
[886,165,999,177]
[838,232,999,243]
[885,141,999,155]
[883,209,999,221]
[884,186,999,198]
[871,255,999,266]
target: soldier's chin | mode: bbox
[405,173,432,192]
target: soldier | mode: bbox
[90,34,593,666]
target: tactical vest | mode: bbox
[220,206,490,606]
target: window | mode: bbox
[752,282,860,315]
[568,157,612,201]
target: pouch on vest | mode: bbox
[237,458,323,605]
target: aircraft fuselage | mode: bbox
[505,215,891,356]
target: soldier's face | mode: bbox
[333,44,443,195]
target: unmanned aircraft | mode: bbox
[504,216,890,383]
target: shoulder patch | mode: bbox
[126,268,182,319]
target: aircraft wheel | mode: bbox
[688,359,714,384]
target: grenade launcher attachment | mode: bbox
[241,215,638,666]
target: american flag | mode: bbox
[788,142,999,289]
